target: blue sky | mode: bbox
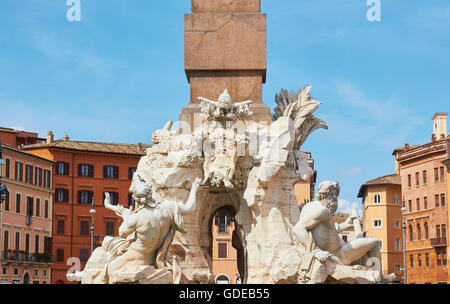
[1,0,449,213]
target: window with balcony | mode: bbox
[56,162,69,175]
[78,164,94,177]
[436,225,441,239]
[103,166,119,179]
[442,224,447,240]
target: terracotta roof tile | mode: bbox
[22,140,151,156]
[357,174,401,198]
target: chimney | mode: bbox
[62,134,70,141]
[46,131,54,143]
[432,112,447,139]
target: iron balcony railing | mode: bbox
[431,238,447,247]
[1,251,53,263]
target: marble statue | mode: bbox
[66,174,202,284]
[198,89,253,122]
[292,181,395,283]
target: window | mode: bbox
[56,249,64,262]
[434,167,439,182]
[5,158,10,178]
[15,161,23,181]
[216,215,230,233]
[440,166,445,182]
[415,172,419,186]
[395,220,401,228]
[395,238,401,251]
[3,189,9,211]
[56,162,69,175]
[16,193,21,213]
[218,242,227,258]
[57,220,65,235]
[80,221,90,236]
[418,254,422,267]
[78,164,94,177]
[417,224,421,241]
[409,225,413,241]
[424,197,428,209]
[3,231,9,252]
[35,198,40,217]
[443,252,447,266]
[396,265,401,273]
[128,193,135,207]
[441,194,446,207]
[437,252,442,266]
[35,235,39,253]
[26,196,34,218]
[14,268,18,275]
[373,194,381,204]
[416,198,420,211]
[128,167,137,180]
[80,249,89,263]
[410,255,414,268]
[104,166,119,179]
[407,174,411,187]
[44,200,49,219]
[106,222,115,236]
[25,234,30,253]
[435,194,440,207]
[442,225,447,240]
[408,200,412,212]
[25,164,34,184]
[2,268,6,275]
[103,192,119,205]
[35,167,43,187]
[78,190,93,205]
[394,195,399,205]
[15,232,20,251]
[43,270,47,277]
[374,220,382,228]
[426,253,429,266]
[34,269,38,276]
[43,170,51,188]
[423,170,427,184]
[436,225,441,239]
[342,235,348,242]
[55,189,69,203]
[425,223,429,239]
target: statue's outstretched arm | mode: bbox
[231,100,253,108]
[104,192,131,219]
[178,177,202,215]
[197,97,219,107]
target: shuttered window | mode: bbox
[78,164,94,177]
[25,165,33,184]
[57,220,65,235]
[106,222,115,236]
[55,189,69,203]
[80,221,90,236]
[128,167,137,180]
[218,242,227,259]
[56,249,64,262]
[15,161,23,181]
[5,158,10,178]
[103,192,119,205]
[16,193,21,213]
[104,166,119,179]
[78,190,93,204]
[35,167,43,186]
[44,200,49,218]
[56,162,69,175]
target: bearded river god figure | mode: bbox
[282,181,396,284]
[66,176,202,284]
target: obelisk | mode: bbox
[181,0,272,130]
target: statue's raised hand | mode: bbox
[192,177,202,192]
[104,192,111,207]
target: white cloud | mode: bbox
[337,199,362,217]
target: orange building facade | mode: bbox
[393,113,449,284]
[0,143,54,284]
[358,174,403,281]
[22,134,148,284]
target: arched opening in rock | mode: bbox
[208,205,246,284]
